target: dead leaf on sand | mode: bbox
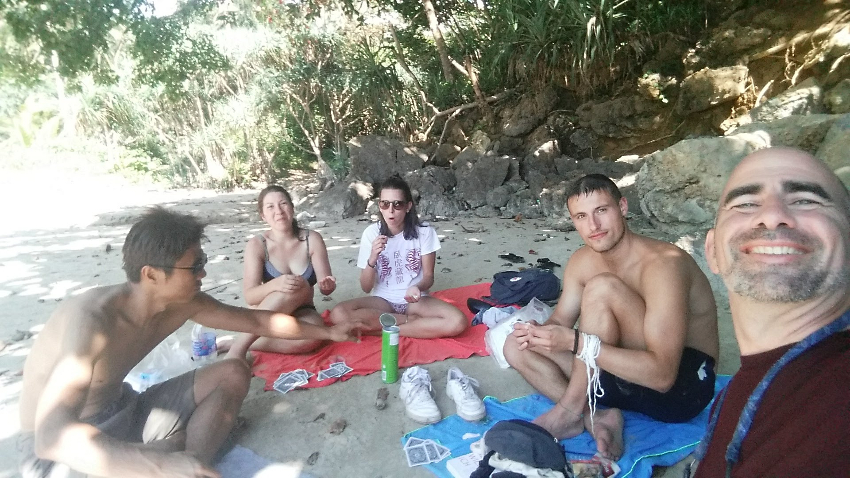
[307,452,319,465]
[460,224,487,233]
[312,413,326,422]
[329,419,347,435]
[376,387,389,410]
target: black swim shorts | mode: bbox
[598,347,716,423]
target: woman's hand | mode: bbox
[404,285,422,303]
[368,235,388,267]
[318,275,336,295]
[271,274,308,294]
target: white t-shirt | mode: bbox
[357,222,441,304]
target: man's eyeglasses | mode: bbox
[152,253,208,275]
[379,200,407,211]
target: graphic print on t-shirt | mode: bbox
[406,249,421,274]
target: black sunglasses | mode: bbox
[379,200,407,211]
[152,253,208,275]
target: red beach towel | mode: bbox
[252,283,491,390]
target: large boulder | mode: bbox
[825,80,850,114]
[304,180,373,219]
[676,66,749,115]
[741,77,825,124]
[404,167,461,218]
[728,114,839,153]
[347,135,426,184]
[577,96,665,138]
[815,114,850,189]
[522,140,561,196]
[431,143,461,167]
[453,153,511,208]
[504,189,544,219]
[486,180,528,209]
[500,86,560,137]
[637,135,767,234]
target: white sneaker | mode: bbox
[399,366,441,424]
[446,367,486,421]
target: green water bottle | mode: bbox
[380,313,399,383]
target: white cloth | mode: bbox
[482,306,516,329]
[356,223,440,304]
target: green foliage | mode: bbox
[476,0,709,91]
[0,0,717,188]
[132,14,230,96]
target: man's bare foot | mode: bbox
[586,408,624,460]
[533,405,585,439]
[216,335,234,354]
[224,333,259,362]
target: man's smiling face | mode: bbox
[706,148,850,303]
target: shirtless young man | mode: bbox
[695,147,850,476]
[18,208,360,478]
[504,174,719,460]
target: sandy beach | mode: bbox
[0,171,740,478]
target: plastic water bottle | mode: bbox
[191,323,217,365]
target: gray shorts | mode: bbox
[18,370,197,478]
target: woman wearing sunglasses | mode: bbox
[329,176,468,338]
[225,185,337,359]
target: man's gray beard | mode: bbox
[724,262,849,302]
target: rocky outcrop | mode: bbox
[347,135,426,184]
[404,166,461,218]
[825,80,850,114]
[740,78,825,125]
[676,66,748,115]
[577,96,665,138]
[453,151,511,208]
[304,180,373,220]
[499,86,560,137]
[815,114,850,187]
[638,113,850,234]
[729,114,838,152]
[637,135,765,234]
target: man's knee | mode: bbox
[213,359,251,399]
[582,273,624,302]
[503,337,524,368]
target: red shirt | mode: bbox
[694,331,850,477]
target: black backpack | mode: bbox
[489,268,561,306]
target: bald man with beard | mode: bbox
[693,147,850,476]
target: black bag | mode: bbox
[489,268,560,306]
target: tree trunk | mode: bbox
[465,55,495,128]
[422,0,454,82]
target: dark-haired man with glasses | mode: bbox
[19,207,362,478]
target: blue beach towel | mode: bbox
[402,375,731,478]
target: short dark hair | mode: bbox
[257,185,302,239]
[378,175,422,239]
[122,207,207,282]
[566,174,622,203]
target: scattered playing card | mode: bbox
[273,380,297,394]
[272,369,312,393]
[405,443,429,467]
[401,437,451,465]
[437,444,451,460]
[317,361,352,381]
[404,437,425,449]
[424,442,440,463]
